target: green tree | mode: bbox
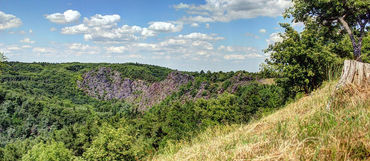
[83,123,135,161]
[286,0,369,61]
[22,141,76,161]
[265,21,343,95]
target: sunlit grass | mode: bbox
[152,81,370,160]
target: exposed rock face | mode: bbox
[77,68,193,111]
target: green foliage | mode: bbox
[286,0,369,60]
[22,141,76,161]
[265,21,345,96]
[135,83,285,155]
[287,0,369,25]
[0,62,286,160]
[83,123,135,161]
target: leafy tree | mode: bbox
[22,141,76,161]
[265,21,344,95]
[286,0,369,61]
[83,123,135,161]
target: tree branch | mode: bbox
[338,16,357,47]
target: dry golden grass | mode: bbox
[151,81,370,161]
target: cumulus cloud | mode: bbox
[67,43,99,55]
[6,46,21,51]
[190,23,199,27]
[33,47,55,53]
[104,32,262,62]
[45,10,81,24]
[178,32,224,41]
[266,32,283,45]
[0,11,22,30]
[20,38,35,44]
[176,0,291,23]
[224,54,246,60]
[21,45,32,48]
[224,53,263,60]
[148,21,182,33]
[105,46,127,53]
[83,14,120,27]
[61,13,182,43]
[259,28,266,33]
[219,45,264,60]
[173,3,190,9]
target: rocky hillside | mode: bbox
[77,67,259,111]
[77,67,193,111]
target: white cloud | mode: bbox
[20,38,35,44]
[176,0,292,23]
[61,24,88,34]
[50,27,57,32]
[0,11,22,30]
[45,10,81,24]
[266,32,283,45]
[83,14,120,27]
[148,21,182,33]
[21,45,32,48]
[190,23,199,27]
[68,43,90,50]
[108,32,262,61]
[173,3,190,9]
[29,29,32,33]
[61,14,183,43]
[259,28,266,33]
[105,46,127,53]
[178,32,224,41]
[126,54,143,59]
[224,54,246,60]
[7,46,21,51]
[292,22,304,28]
[33,47,54,53]
[224,53,263,60]
[67,43,99,55]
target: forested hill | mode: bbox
[0,62,285,160]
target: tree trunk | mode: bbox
[335,60,370,89]
[338,17,363,62]
[326,60,370,110]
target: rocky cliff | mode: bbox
[77,67,193,111]
[78,67,259,111]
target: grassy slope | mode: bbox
[152,81,370,160]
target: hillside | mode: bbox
[0,62,284,160]
[152,81,370,160]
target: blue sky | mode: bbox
[0,0,301,72]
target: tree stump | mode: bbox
[326,60,370,110]
[335,60,370,89]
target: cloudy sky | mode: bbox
[0,0,300,72]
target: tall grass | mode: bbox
[152,81,369,160]
[325,62,343,82]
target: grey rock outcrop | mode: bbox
[77,67,193,111]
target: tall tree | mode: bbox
[286,0,369,61]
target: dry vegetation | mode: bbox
[152,81,370,161]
